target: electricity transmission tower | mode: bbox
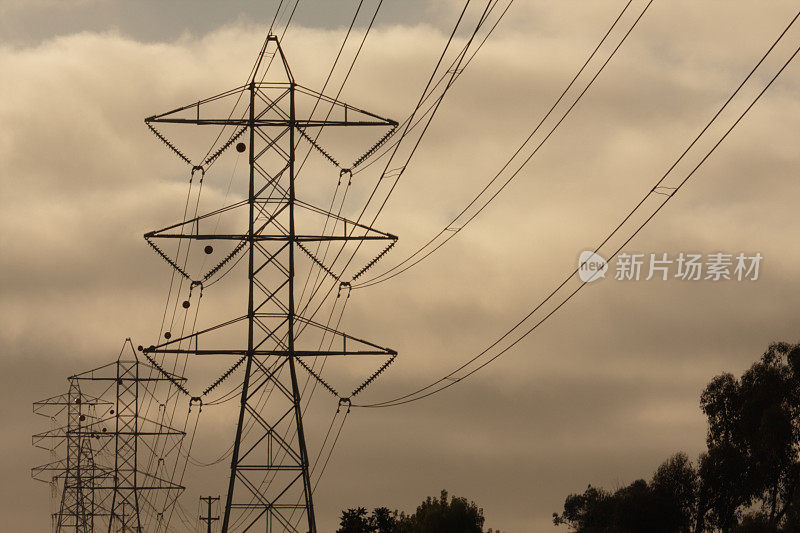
[68,342,187,532]
[57,381,97,533]
[142,35,398,532]
[31,341,187,532]
[33,381,111,532]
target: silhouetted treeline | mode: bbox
[337,489,502,533]
[554,342,800,532]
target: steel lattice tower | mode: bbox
[69,342,187,532]
[34,350,191,533]
[32,381,104,533]
[142,35,398,532]
[57,381,95,533]
[33,380,116,532]
[112,356,143,531]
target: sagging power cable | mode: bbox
[355,10,800,408]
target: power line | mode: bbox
[262,0,493,396]
[293,0,501,335]
[354,0,649,289]
[355,9,800,408]
[296,0,384,309]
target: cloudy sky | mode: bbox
[3,1,800,531]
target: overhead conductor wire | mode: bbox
[353,0,642,288]
[355,9,800,408]
[294,0,494,329]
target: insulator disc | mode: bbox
[79,415,86,421]
[236,142,246,153]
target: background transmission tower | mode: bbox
[70,341,187,532]
[33,340,189,532]
[33,381,112,532]
[142,35,399,532]
[57,381,97,533]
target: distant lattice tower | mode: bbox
[33,380,110,532]
[68,340,187,533]
[58,381,95,532]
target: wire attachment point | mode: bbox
[338,281,351,298]
[338,397,352,414]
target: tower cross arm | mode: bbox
[145,117,396,127]
[145,233,397,242]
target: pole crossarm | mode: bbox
[200,495,220,533]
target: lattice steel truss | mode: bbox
[33,342,187,533]
[33,381,111,532]
[59,381,98,532]
[142,35,399,532]
[71,343,187,532]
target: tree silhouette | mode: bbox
[553,454,697,532]
[700,342,800,530]
[372,507,398,533]
[554,341,800,532]
[337,490,492,533]
[651,453,698,531]
[338,507,372,533]
[408,490,485,533]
